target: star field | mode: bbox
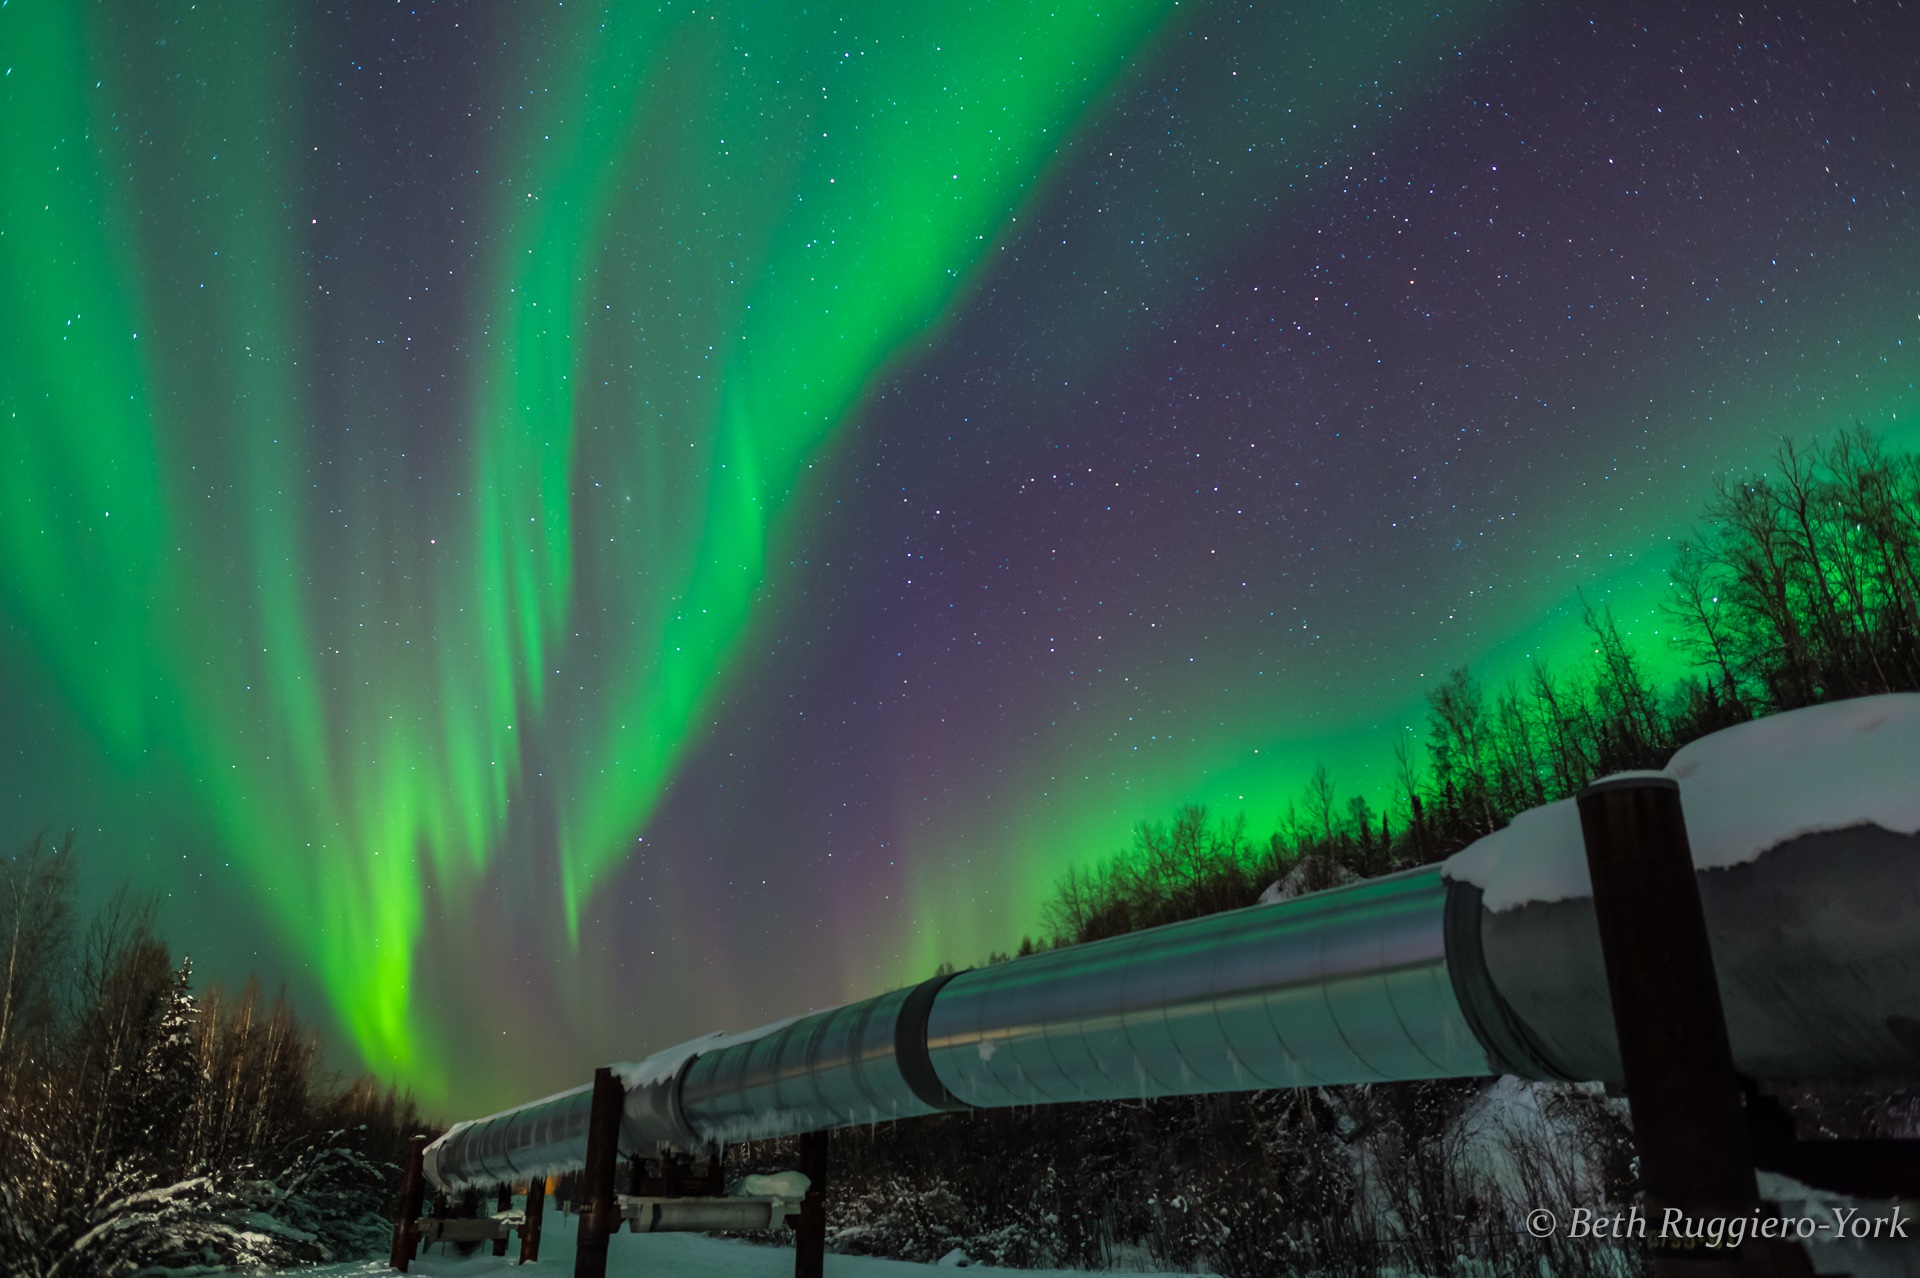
[1,0,1916,1110]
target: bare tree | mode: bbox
[1425,669,1495,835]
[0,833,75,1075]
[1304,765,1338,851]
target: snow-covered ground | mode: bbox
[302,1213,1211,1277]
[288,1205,1920,1278]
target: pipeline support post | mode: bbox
[387,1134,428,1271]
[573,1066,626,1278]
[493,1183,512,1256]
[1575,775,1799,1278]
[519,1176,546,1265]
[794,1129,829,1278]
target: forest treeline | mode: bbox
[732,425,1920,1277]
[0,837,427,1276]
[1041,423,1920,946]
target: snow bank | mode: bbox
[305,1213,1214,1276]
[1440,797,1589,912]
[1443,694,1920,911]
[739,1171,811,1199]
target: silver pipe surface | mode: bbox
[678,984,954,1144]
[925,863,1493,1105]
[424,1083,595,1191]
[620,1196,800,1233]
[1483,823,1920,1083]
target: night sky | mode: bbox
[3,0,1916,1112]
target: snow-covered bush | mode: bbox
[0,839,423,1275]
[725,1077,1645,1278]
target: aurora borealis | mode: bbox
[3,0,1917,1112]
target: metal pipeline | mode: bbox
[423,1082,597,1191]
[426,864,1493,1187]
[424,819,1920,1192]
[925,864,1496,1104]
[620,1196,801,1233]
[1481,821,1920,1084]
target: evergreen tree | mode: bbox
[127,958,202,1178]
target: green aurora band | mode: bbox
[0,0,1469,1092]
[7,0,1915,1104]
[3,0,1182,1088]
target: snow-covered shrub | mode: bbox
[726,1076,1650,1278]
[829,1174,968,1262]
[0,1134,400,1277]
[0,841,423,1275]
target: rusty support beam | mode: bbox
[388,1135,428,1271]
[1576,775,1806,1278]
[519,1176,546,1265]
[794,1130,828,1278]
[573,1066,625,1278]
[493,1182,512,1256]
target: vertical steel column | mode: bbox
[387,1134,427,1271]
[519,1176,546,1265]
[1575,775,1758,1276]
[664,1150,684,1197]
[493,1183,512,1256]
[794,1129,829,1278]
[573,1066,626,1278]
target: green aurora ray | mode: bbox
[3,0,1209,1088]
[12,0,1502,1092]
[19,0,1903,1103]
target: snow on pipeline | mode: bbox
[1443,692,1920,911]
